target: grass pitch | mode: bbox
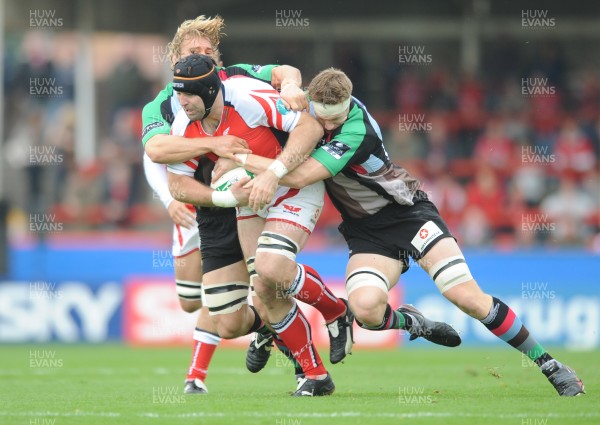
[0,345,597,425]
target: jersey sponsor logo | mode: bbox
[411,221,443,253]
[283,204,302,213]
[322,140,351,160]
[142,121,165,138]
[282,204,302,217]
[251,65,263,73]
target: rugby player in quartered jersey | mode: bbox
[237,68,585,397]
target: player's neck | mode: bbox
[200,108,223,135]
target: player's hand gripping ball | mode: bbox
[210,167,255,191]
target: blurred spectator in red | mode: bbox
[394,70,424,114]
[425,173,466,234]
[465,165,509,235]
[552,117,596,178]
[526,72,562,137]
[473,117,516,176]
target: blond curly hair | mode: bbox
[167,15,225,68]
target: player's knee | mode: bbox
[214,319,243,340]
[353,308,383,327]
[253,280,278,308]
[178,298,201,313]
[254,258,280,286]
[346,268,389,325]
[350,293,386,326]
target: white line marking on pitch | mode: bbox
[2,411,599,419]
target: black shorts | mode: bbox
[338,191,453,273]
[197,207,244,274]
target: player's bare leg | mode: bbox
[262,222,352,364]
[346,253,461,347]
[237,217,300,377]
[175,249,220,394]
[421,237,584,396]
[252,220,335,396]
[236,217,278,372]
[240,216,351,376]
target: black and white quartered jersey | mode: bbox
[310,97,421,220]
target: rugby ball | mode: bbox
[210,167,254,191]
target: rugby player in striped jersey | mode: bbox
[166,55,360,396]
[141,15,308,394]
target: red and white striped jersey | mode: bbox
[168,76,301,178]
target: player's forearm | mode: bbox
[277,114,323,173]
[168,172,241,208]
[242,154,306,189]
[167,172,214,207]
[145,134,212,164]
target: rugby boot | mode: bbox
[398,304,461,347]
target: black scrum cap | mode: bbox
[173,54,221,119]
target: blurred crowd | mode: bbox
[3,34,599,250]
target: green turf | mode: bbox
[0,345,597,425]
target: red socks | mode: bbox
[270,302,327,378]
[186,328,220,382]
[290,264,346,323]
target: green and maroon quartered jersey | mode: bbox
[311,97,421,220]
[141,64,278,146]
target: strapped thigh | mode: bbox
[202,281,250,315]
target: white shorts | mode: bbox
[172,223,201,258]
[237,181,325,234]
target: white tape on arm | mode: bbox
[211,190,239,208]
[267,159,288,179]
[234,153,248,165]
